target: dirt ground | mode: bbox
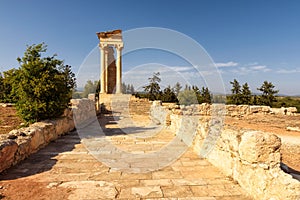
[0,106,23,135]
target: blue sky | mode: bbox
[0,0,299,95]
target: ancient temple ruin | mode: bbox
[96,29,124,94]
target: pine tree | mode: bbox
[257,81,279,107]
[241,83,251,105]
[143,72,161,100]
[173,82,182,96]
[229,79,242,105]
[201,87,212,104]
[161,85,177,102]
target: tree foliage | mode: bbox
[11,43,76,123]
[0,69,19,103]
[257,81,279,106]
[241,83,252,105]
[178,85,211,105]
[161,85,177,103]
[122,82,135,94]
[173,82,182,96]
[0,73,3,101]
[143,72,161,100]
[178,89,198,105]
[228,79,242,105]
[82,80,100,98]
[227,79,279,107]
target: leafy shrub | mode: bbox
[11,43,76,123]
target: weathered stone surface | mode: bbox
[287,126,300,132]
[0,140,18,172]
[131,186,163,198]
[0,99,94,173]
[239,131,281,165]
[150,101,300,200]
[29,127,47,152]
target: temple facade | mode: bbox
[96,30,124,94]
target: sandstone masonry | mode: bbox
[150,101,300,200]
[0,99,95,173]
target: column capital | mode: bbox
[115,43,124,51]
[99,43,109,49]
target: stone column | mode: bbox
[104,48,109,93]
[116,46,123,94]
[100,45,106,94]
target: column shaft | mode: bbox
[104,49,109,93]
[100,47,106,93]
[116,48,122,94]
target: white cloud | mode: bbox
[276,68,300,74]
[228,64,271,75]
[168,66,194,72]
[215,61,238,68]
[250,65,271,72]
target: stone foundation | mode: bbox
[150,101,300,200]
[99,93,132,112]
[0,99,96,173]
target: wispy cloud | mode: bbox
[276,68,300,74]
[215,61,238,68]
[169,66,194,72]
[228,64,271,75]
[249,65,271,72]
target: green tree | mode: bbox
[122,82,127,94]
[82,80,99,98]
[122,82,135,94]
[251,95,258,105]
[143,72,161,100]
[178,89,198,105]
[229,79,242,105]
[257,81,279,107]
[0,69,19,103]
[241,83,251,105]
[12,43,76,123]
[129,84,135,94]
[192,85,201,103]
[0,73,3,101]
[173,82,182,96]
[201,87,212,104]
[161,85,177,102]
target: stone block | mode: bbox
[0,139,18,172]
[28,127,45,152]
[239,131,281,165]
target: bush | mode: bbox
[273,96,300,112]
[11,43,76,123]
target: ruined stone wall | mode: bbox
[161,103,298,117]
[0,99,96,173]
[150,102,300,200]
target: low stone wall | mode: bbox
[150,101,300,200]
[0,99,96,173]
[162,103,298,116]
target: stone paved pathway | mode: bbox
[0,112,252,200]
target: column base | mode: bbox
[99,93,132,112]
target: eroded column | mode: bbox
[116,46,123,94]
[104,48,109,93]
[100,45,106,94]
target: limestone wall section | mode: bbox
[0,99,96,173]
[150,102,300,200]
[164,103,298,116]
